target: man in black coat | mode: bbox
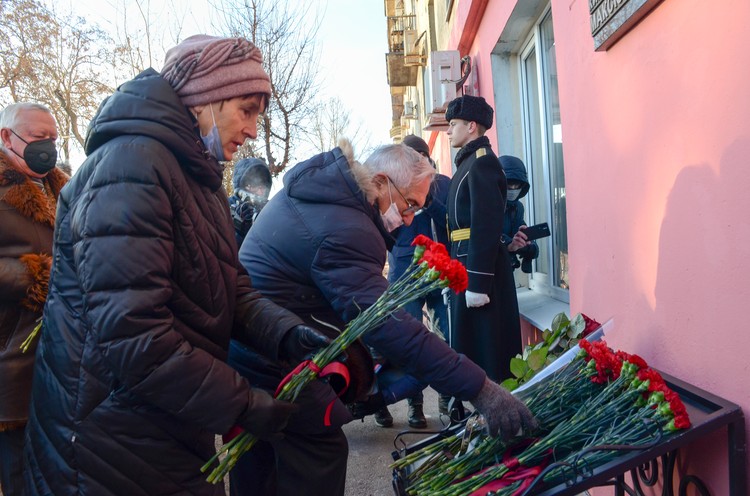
[445,95,522,382]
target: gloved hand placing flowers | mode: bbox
[470,378,538,439]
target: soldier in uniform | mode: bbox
[445,95,522,382]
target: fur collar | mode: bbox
[0,150,68,227]
[455,136,491,167]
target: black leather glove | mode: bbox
[279,324,332,363]
[470,378,538,440]
[238,387,299,441]
[347,391,387,420]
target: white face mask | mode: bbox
[507,188,522,202]
[380,178,404,232]
[201,104,225,161]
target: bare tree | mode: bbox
[306,96,372,155]
[214,0,323,177]
[0,0,114,160]
[109,0,194,78]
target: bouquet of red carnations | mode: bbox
[202,234,468,483]
[392,339,691,495]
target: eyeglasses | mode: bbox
[388,178,422,215]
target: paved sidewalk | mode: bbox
[344,387,451,496]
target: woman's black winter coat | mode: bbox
[24,69,302,496]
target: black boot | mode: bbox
[374,406,393,427]
[407,399,427,428]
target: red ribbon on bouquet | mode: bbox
[467,441,551,496]
[222,359,351,443]
[274,359,351,427]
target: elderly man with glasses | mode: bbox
[232,140,536,495]
[0,102,68,496]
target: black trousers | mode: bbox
[0,427,26,496]
[227,341,351,496]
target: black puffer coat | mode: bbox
[240,147,486,400]
[24,69,302,496]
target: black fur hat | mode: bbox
[445,95,494,130]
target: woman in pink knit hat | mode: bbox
[23,35,331,496]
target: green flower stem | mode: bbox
[20,320,42,353]
[391,434,461,471]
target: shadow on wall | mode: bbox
[649,136,750,494]
[579,137,750,495]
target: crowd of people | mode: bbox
[1,34,540,496]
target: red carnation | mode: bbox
[445,259,468,293]
[411,234,434,248]
[616,351,648,370]
[581,313,601,337]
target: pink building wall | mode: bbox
[442,0,750,492]
[556,0,750,490]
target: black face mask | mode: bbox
[10,129,58,174]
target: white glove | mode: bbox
[465,290,490,308]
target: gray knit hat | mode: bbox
[161,35,272,107]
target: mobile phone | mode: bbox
[521,222,551,241]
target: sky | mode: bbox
[311,0,393,152]
[64,0,393,163]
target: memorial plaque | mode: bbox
[590,0,665,51]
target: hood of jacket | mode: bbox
[499,155,530,199]
[283,146,394,246]
[232,157,271,191]
[84,68,224,191]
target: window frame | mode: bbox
[495,3,569,303]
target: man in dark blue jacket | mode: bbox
[236,140,536,495]
[380,134,452,428]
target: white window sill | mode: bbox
[516,288,569,331]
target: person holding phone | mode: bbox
[500,155,540,274]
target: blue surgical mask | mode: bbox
[201,104,225,161]
[507,189,521,202]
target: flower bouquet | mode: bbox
[202,234,468,483]
[391,339,691,495]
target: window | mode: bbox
[518,7,569,299]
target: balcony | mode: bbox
[385,14,419,87]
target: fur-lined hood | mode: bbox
[282,139,370,210]
[0,150,68,227]
[279,139,394,250]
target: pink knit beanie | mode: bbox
[161,35,272,107]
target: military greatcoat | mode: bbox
[447,136,521,382]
